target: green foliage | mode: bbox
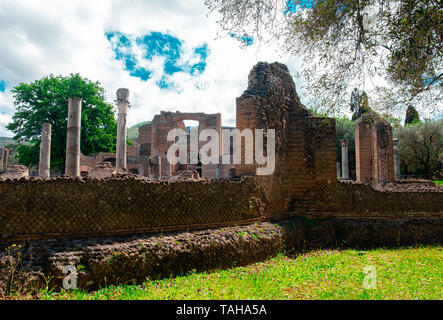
[16,142,40,168]
[127,122,150,141]
[405,105,420,126]
[350,88,372,121]
[394,119,443,177]
[206,0,442,114]
[6,74,117,171]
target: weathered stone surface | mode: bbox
[116,88,130,173]
[90,162,117,178]
[355,113,395,185]
[38,123,52,178]
[393,138,401,181]
[65,98,82,177]
[1,216,441,294]
[341,139,349,180]
[0,165,28,179]
[0,148,9,173]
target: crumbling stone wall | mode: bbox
[355,114,395,185]
[1,216,441,293]
[138,123,152,156]
[306,180,443,216]
[0,165,29,179]
[0,176,275,242]
[150,111,222,178]
[0,62,441,244]
[236,62,337,215]
[0,175,440,243]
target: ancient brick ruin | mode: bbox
[80,111,234,179]
[1,147,30,179]
[355,113,395,185]
[0,62,441,295]
[0,62,441,244]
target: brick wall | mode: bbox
[356,122,373,183]
[0,176,274,242]
[355,116,395,185]
[0,62,441,243]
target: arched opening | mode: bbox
[183,120,200,170]
[140,143,151,156]
[129,168,139,175]
[81,171,90,177]
[101,158,116,166]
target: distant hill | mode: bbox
[0,137,15,148]
[127,122,150,142]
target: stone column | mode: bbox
[0,148,7,172]
[116,88,130,173]
[337,162,341,180]
[65,98,82,177]
[393,139,400,181]
[341,139,349,180]
[39,122,52,178]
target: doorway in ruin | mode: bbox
[101,158,116,166]
[181,120,200,174]
[129,168,139,175]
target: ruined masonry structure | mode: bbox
[393,139,401,181]
[0,165,28,179]
[341,139,349,180]
[236,62,337,215]
[80,111,229,179]
[1,147,29,179]
[355,115,395,185]
[0,62,442,244]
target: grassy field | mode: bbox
[23,246,442,300]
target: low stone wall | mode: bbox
[0,175,274,242]
[336,181,442,215]
[0,216,441,294]
[0,176,442,243]
[306,180,443,216]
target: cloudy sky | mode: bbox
[0,0,307,137]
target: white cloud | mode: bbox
[0,0,304,138]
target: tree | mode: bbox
[394,119,443,178]
[7,74,117,171]
[350,88,372,120]
[205,0,442,115]
[404,105,420,125]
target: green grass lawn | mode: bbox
[28,246,442,300]
[435,180,443,186]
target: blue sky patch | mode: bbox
[284,0,317,14]
[423,75,442,87]
[0,80,6,92]
[106,31,209,89]
[229,33,254,46]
